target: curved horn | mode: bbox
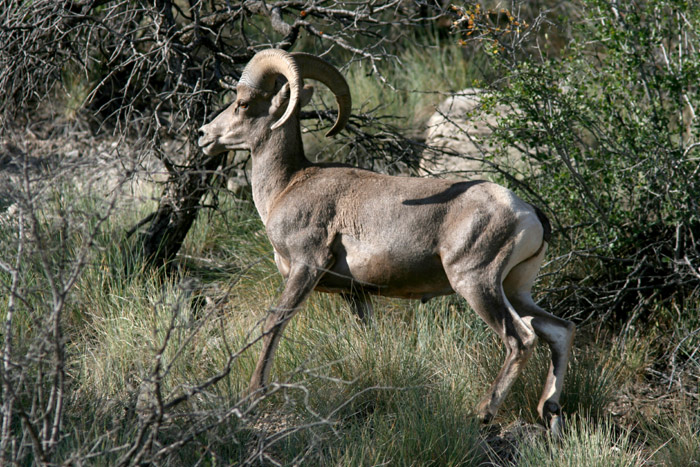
[291,52,352,137]
[239,49,302,131]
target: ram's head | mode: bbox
[198,49,351,156]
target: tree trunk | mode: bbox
[137,151,224,268]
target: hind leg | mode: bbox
[449,271,538,423]
[503,248,575,434]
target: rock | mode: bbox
[420,88,533,179]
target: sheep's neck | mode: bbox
[250,125,309,225]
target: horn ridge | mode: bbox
[239,49,302,131]
[290,52,352,137]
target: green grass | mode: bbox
[515,415,650,467]
[0,181,690,463]
[346,39,487,126]
[2,167,699,464]
[630,396,700,467]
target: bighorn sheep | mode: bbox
[198,49,575,432]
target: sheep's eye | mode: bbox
[239,102,249,110]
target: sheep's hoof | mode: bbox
[245,383,267,402]
[549,413,565,438]
[540,401,566,437]
[477,408,495,425]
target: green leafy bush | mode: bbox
[462,0,700,324]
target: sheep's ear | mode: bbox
[300,84,314,107]
[270,84,314,118]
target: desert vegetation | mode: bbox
[1,0,698,465]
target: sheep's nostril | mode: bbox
[197,128,205,140]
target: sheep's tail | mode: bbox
[532,205,552,244]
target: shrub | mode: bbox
[454,0,700,325]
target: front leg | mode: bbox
[249,258,332,398]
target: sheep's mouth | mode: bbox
[197,135,212,148]
[198,137,222,156]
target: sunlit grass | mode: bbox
[0,188,659,461]
[3,178,697,463]
[514,415,650,467]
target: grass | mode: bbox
[515,415,650,467]
[0,154,696,463]
[345,39,488,127]
[648,400,700,466]
[3,183,696,464]
[1,187,697,464]
[2,42,699,465]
